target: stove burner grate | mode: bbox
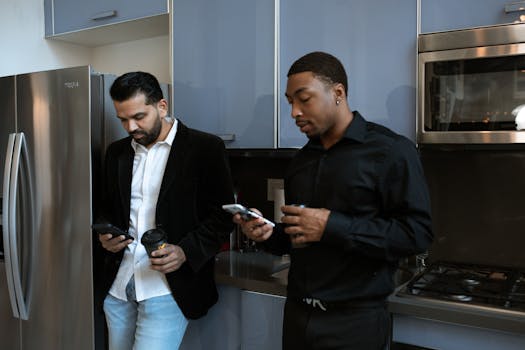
[403,261,525,311]
[449,294,473,302]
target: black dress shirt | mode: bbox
[266,111,433,302]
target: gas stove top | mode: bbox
[399,261,525,312]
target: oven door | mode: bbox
[418,43,525,144]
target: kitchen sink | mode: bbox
[271,257,290,273]
[269,266,414,287]
[270,267,289,283]
[270,254,290,283]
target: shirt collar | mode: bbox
[305,110,366,149]
[342,111,366,143]
[131,117,178,152]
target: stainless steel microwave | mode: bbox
[418,23,525,144]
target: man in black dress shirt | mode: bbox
[233,51,433,349]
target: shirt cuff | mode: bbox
[321,211,356,250]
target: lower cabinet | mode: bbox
[240,290,286,349]
[392,314,525,350]
[180,285,285,350]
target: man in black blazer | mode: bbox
[97,71,234,349]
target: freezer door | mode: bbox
[0,76,16,197]
[0,261,21,350]
[15,67,94,350]
[1,77,16,262]
[0,76,21,350]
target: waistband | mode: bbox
[291,297,386,312]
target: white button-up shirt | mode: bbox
[109,118,178,302]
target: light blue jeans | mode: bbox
[103,294,188,350]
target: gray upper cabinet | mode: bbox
[172,0,276,148]
[50,0,167,34]
[44,0,168,46]
[172,0,417,148]
[421,0,520,33]
[281,0,417,143]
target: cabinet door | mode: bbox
[421,0,517,33]
[280,0,417,143]
[241,290,285,350]
[179,285,241,349]
[51,0,167,34]
[172,0,275,148]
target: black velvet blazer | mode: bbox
[99,121,234,319]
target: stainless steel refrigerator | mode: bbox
[0,66,132,350]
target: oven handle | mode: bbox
[505,1,525,13]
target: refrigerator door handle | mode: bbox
[7,132,33,320]
[2,133,20,318]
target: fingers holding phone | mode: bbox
[93,223,134,253]
[222,204,275,241]
[98,233,133,253]
[233,208,275,242]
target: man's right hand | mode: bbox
[99,234,133,253]
[232,208,274,242]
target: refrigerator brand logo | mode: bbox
[64,81,80,89]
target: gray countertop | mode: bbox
[214,250,412,298]
[388,285,525,335]
[214,250,525,337]
[214,250,289,296]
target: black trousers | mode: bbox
[282,298,390,350]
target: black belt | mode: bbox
[293,297,386,311]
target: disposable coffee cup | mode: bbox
[141,228,168,257]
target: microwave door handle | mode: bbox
[2,133,20,318]
[8,133,31,320]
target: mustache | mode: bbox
[129,130,146,137]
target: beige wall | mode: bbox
[92,35,170,83]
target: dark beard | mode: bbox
[131,114,162,147]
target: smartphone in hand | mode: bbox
[92,223,134,241]
[222,204,275,227]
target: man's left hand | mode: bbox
[281,206,331,244]
[149,244,186,274]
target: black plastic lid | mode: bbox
[141,228,167,245]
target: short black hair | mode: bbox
[287,51,348,95]
[110,71,164,105]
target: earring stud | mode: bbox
[336,99,340,105]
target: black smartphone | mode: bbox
[92,223,134,241]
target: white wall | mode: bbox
[0,0,91,76]
[92,35,170,83]
[0,0,169,82]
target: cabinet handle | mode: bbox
[218,134,236,142]
[505,1,525,13]
[90,10,117,21]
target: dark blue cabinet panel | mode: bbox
[421,0,518,33]
[172,0,276,148]
[280,0,417,143]
[48,0,167,35]
[172,0,417,147]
